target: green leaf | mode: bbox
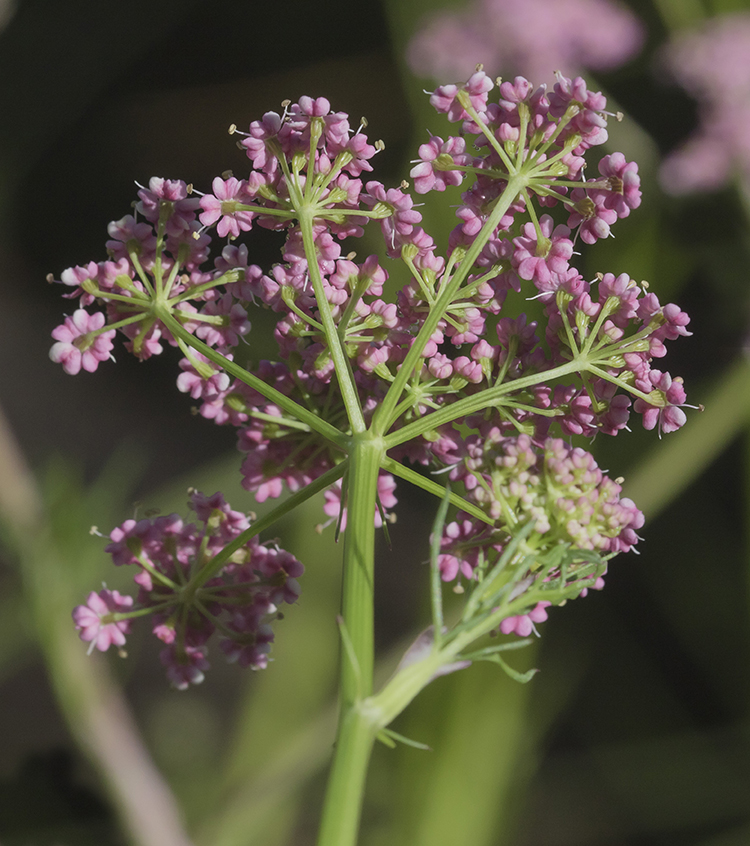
[377,728,432,752]
[484,653,539,684]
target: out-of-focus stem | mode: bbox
[0,406,194,846]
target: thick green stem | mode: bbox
[339,436,383,703]
[315,706,379,846]
[317,435,384,846]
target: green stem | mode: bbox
[339,436,383,703]
[299,211,366,434]
[383,358,585,449]
[371,172,531,436]
[316,434,384,846]
[315,707,379,846]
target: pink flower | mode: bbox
[597,152,642,218]
[634,370,688,435]
[199,177,256,238]
[73,589,133,652]
[323,473,398,531]
[512,215,573,285]
[499,601,552,636]
[411,135,470,194]
[50,310,115,375]
[567,186,618,243]
[659,13,750,193]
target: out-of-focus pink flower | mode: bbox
[407,0,644,83]
[660,13,750,193]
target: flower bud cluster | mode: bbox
[437,430,643,635]
[72,491,303,689]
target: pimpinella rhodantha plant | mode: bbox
[49,70,692,845]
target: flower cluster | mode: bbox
[72,491,303,688]
[54,70,692,680]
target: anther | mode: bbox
[228,123,237,135]
[46,273,54,283]
[221,169,234,179]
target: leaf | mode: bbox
[483,653,539,684]
[377,727,432,752]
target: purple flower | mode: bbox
[160,645,210,690]
[597,152,642,217]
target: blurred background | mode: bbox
[0,0,749,844]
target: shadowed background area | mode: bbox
[0,1,749,845]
